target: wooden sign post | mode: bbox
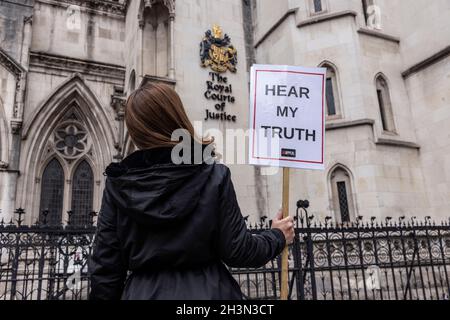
[248,64,326,300]
[280,167,290,300]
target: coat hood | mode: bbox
[104,146,215,227]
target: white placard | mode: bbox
[249,64,326,170]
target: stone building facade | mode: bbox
[0,0,449,225]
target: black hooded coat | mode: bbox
[89,147,286,300]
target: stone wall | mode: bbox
[0,0,34,61]
[0,0,449,224]
[406,58,450,219]
[254,0,447,221]
[12,0,126,224]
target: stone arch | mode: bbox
[138,0,175,22]
[38,156,65,225]
[327,163,358,224]
[374,72,392,91]
[22,73,116,144]
[70,154,98,183]
[18,74,114,221]
[374,72,396,133]
[69,155,100,217]
[319,60,343,119]
[319,60,340,76]
[138,0,175,79]
[37,152,70,187]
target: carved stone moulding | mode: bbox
[0,48,26,81]
[29,51,126,82]
[138,0,176,26]
[140,74,176,88]
[42,0,127,16]
[54,121,91,160]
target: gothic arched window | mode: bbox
[140,0,170,77]
[375,74,396,133]
[330,166,356,224]
[314,0,323,12]
[320,63,342,118]
[39,158,64,225]
[309,0,327,14]
[71,160,94,226]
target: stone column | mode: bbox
[139,19,145,82]
[0,122,22,222]
[241,0,268,220]
[111,95,126,160]
[2,16,33,223]
[168,14,175,80]
[12,16,32,121]
[0,171,17,222]
[21,16,33,67]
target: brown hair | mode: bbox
[125,82,212,150]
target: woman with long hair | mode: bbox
[89,82,294,300]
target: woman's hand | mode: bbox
[271,209,295,245]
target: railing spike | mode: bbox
[14,207,25,227]
[42,209,49,225]
[68,210,73,225]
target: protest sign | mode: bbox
[249,64,326,170]
[248,64,326,300]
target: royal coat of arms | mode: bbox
[200,25,237,73]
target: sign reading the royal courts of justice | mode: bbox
[200,25,238,122]
[249,64,326,171]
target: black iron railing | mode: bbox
[1,208,450,300]
[0,209,96,300]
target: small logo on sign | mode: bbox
[281,148,296,158]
